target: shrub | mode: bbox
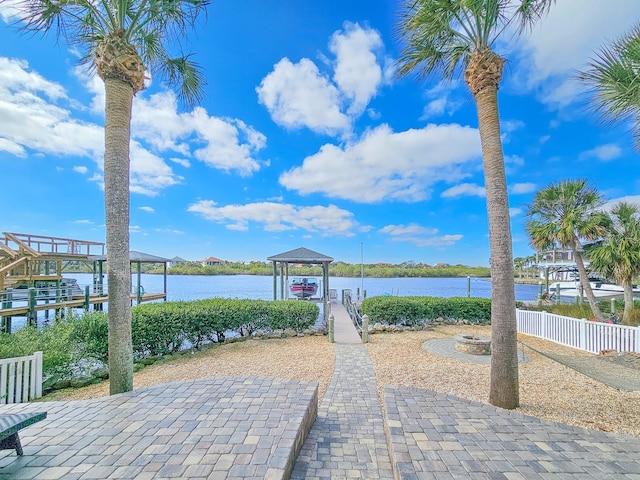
[0,320,77,379]
[361,296,492,325]
[70,311,108,363]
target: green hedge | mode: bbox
[361,296,491,325]
[0,299,319,381]
[74,298,319,360]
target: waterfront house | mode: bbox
[201,256,224,266]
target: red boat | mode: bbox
[290,277,318,299]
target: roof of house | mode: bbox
[202,256,223,263]
[170,256,187,262]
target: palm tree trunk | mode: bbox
[572,242,603,320]
[622,282,634,324]
[474,87,519,410]
[104,77,134,395]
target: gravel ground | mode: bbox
[41,326,640,437]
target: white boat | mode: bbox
[549,279,640,301]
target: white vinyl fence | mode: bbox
[517,309,640,354]
[0,351,43,404]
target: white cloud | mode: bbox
[0,57,103,159]
[139,206,155,213]
[379,224,438,236]
[0,1,21,21]
[510,182,536,194]
[441,183,486,199]
[70,219,93,224]
[420,81,465,120]
[257,57,350,136]
[280,123,481,203]
[0,58,266,197]
[579,144,622,162]
[512,0,640,107]
[188,200,358,236]
[133,91,265,176]
[155,228,184,234]
[257,23,387,136]
[603,195,640,211]
[170,157,191,168]
[330,22,384,115]
[509,208,523,217]
[379,223,462,247]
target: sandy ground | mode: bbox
[41,326,640,437]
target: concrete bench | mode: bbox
[0,412,47,456]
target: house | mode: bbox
[201,256,224,266]
[169,256,188,267]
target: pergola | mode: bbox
[89,250,170,304]
[267,247,333,303]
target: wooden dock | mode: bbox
[1,232,170,332]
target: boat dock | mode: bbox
[0,232,168,332]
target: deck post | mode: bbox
[1,289,12,333]
[27,288,36,327]
[84,286,90,311]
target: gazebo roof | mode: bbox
[267,247,334,264]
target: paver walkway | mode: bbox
[291,302,394,479]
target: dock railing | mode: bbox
[517,309,640,354]
[343,289,363,332]
[0,351,43,404]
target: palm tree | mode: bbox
[396,0,555,410]
[584,202,640,324]
[14,0,209,394]
[525,179,609,320]
[578,23,640,148]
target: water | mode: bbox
[3,274,541,332]
[66,273,540,302]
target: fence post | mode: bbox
[328,314,334,343]
[636,326,640,354]
[541,311,547,339]
[34,351,43,399]
[362,314,369,344]
[579,318,587,351]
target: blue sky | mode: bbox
[1,0,640,266]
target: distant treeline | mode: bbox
[62,260,490,278]
[154,261,490,278]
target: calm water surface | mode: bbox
[69,273,540,302]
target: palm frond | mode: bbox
[577,22,640,147]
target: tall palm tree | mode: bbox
[578,23,640,148]
[584,202,640,324]
[525,179,609,320]
[14,0,209,394]
[397,0,554,410]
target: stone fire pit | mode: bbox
[454,334,491,355]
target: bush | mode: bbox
[361,296,492,325]
[0,320,77,379]
[1,298,320,391]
